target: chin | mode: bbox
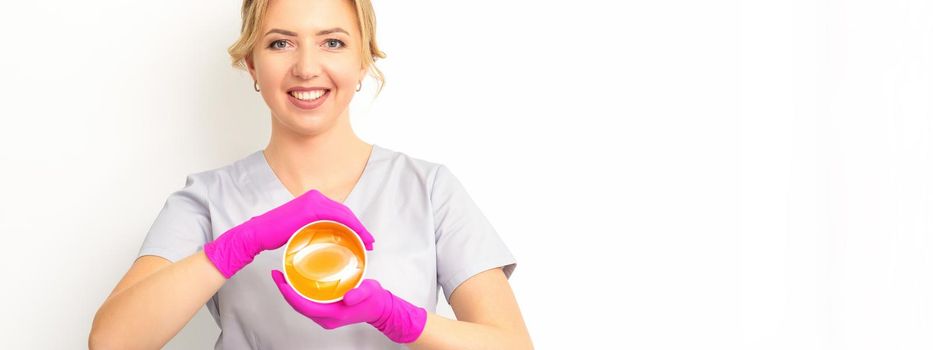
[277,114,338,136]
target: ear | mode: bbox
[245,53,257,81]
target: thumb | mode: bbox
[272,270,302,307]
[363,238,374,251]
[358,227,375,251]
[271,270,300,304]
[271,269,287,285]
[343,280,378,306]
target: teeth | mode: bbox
[290,89,326,101]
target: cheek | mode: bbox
[325,57,363,85]
[254,60,288,87]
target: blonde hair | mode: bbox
[228,0,387,96]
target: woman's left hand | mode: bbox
[271,271,428,343]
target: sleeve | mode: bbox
[431,164,517,302]
[137,174,213,263]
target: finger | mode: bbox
[317,207,376,251]
[271,269,285,283]
[343,219,375,251]
[271,270,303,308]
[344,279,383,306]
[362,233,374,251]
[271,270,337,315]
[270,270,341,316]
[361,279,381,289]
[342,282,373,306]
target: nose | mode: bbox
[291,43,322,80]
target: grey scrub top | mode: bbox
[137,144,517,349]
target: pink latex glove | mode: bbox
[271,271,428,344]
[203,189,375,279]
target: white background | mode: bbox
[1,0,932,349]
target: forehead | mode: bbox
[264,0,359,36]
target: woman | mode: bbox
[89,0,532,349]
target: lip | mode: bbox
[287,89,330,110]
[288,86,330,93]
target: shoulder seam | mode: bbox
[428,164,446,239]
[428,164,446,201]
[186,172,214,243]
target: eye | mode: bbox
[324,39,346,49]
[269,39,290,50]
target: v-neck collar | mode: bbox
[248,144,380,206]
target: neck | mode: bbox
[263,112,371,191]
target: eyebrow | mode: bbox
[264,27,349,37]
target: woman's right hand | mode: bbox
[203,189,375,279]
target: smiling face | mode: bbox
[246,0,366,136]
